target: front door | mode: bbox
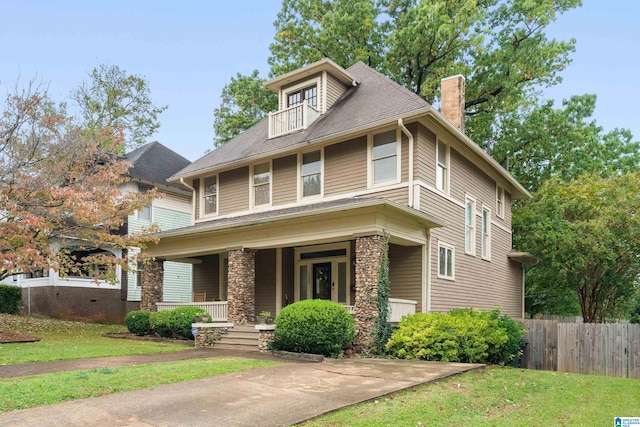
[313,262,331,300]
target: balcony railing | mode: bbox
[268,103,320,139]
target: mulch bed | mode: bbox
[0,332,41,344]
[102,332,190,344]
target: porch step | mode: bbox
[216,325,260,351]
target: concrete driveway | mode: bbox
[0,357,483,427]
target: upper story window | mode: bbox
[371,130,400,185]
[137,204,152,221]
[481,205,491,260]
[496,185,505,218]
[465,195,476,256]
[301,150,322,198]
[252,162,271,207]
[203,176,218,215]
[288,85,317,108]
[436,139,450,193]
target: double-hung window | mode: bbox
[301,151,322,198]
[203,176,217,215]
[465,195,476,255]
[438,242,455,280]
[496,185,505,218]
[371,130,399,185]
[253,162,271,207]
[287,85,317,108]
[137,204,151,221]
[436,140,449,193]
[481,206,491,260]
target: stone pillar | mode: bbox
[227,249,256,325]
[140,258,164,312]
[353,234,388,354]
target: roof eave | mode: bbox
[264,58,358,92]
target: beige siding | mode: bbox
[282,248,295,310]
[400,130,409,183]
[219,167,249,215]
[415,124,437,185]
[325,73,347,111]
[192,255,220,300]
[255,249,277,316]
[389,244,423,312]
[273,155,297,206]
[364,187,407,205]
[192,178,200,220]
[155,192,191,214]
[324,136,367,196]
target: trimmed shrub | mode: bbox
[272,300,355,357]
[169,306,211,339]
[149,310,173,338]
[125,310,151,336]
[386,309,520,364]
[0,284,22,314]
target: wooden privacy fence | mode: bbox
[522,319,640,379]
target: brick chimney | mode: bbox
[441,75,465,133]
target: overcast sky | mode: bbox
[1,0,638,161]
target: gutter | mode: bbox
[180,178,197,225]
[398,118,414,208]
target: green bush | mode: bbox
[124,310,151,336]
[386,309,522,364]
[169,306,211,339]
[0,284,22,314]
[149,310,173,338]
[272,300,355,357]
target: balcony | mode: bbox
[268,103,320,139]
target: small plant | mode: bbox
[0,284,22,315]
[149,310,173,338]
[260,311,272,317]
[125,310,151,336]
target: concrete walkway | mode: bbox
[0,351,483,427]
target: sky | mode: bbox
[1,0,638,162]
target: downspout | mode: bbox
[180,178,197,224]
[398,118,414,208]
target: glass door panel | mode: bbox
[337,262,347,303]
[312,262,331,300]
[299,265,308,300]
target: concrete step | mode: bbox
[214,343,260,351]
[217,337,258,346]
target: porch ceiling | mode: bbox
[148,197,444,259]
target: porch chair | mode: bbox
[193,291,207,302]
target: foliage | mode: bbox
[168,306,211,339]
[0,81,157,283]
[149,310,173,338]
[630,296,640,324]
[273,299,355,357]
[514,172,640,323]
[124,310,151,336]
[0,284,22,314]
[373,238,393,355]
[0,313,189,364]
[71,64,167,151]
[0,357,280,413]
[386,309,524,364]
[212,70,277,145]
[304,368,640,427]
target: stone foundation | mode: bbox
[353,234,387,354]
[140,258,164,312]
[227,249,256,324]
[256,325,276,352]
[193,323,231,348]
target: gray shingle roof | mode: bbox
[125,141,192,192]
[171,62,431,180]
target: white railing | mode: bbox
[388,298,417,323]
[268,103,320,138]
[156,301,228,322]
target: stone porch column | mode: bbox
[227,248,256,325]
[353,234,388,354]
[140,258,164,312]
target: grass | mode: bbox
[0,313,191,364]
[304,366,640,427]
[0,357,280,412]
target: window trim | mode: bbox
[481,204,491,261]
[465,194,477,256]
[298,149,324,200]
[496,185,505,219]
[136,202,152,222]
[436,139,450,194]
[282,77,322,111]
[367,127,402,187]
[437,241,455,280]
[200,174,219,218]
[250,161,272,209]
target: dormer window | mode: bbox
[288,85,317,108]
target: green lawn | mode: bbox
[0,314,191,364]
[0,357,280,412]
[304,367,640,427]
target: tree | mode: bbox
[212,70,277,146]
[0,82,157,283]
[71,64,167,152]
[513,172,640,322]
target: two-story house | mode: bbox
[141,59,534,348]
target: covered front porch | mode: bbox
[142,198,443,350]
